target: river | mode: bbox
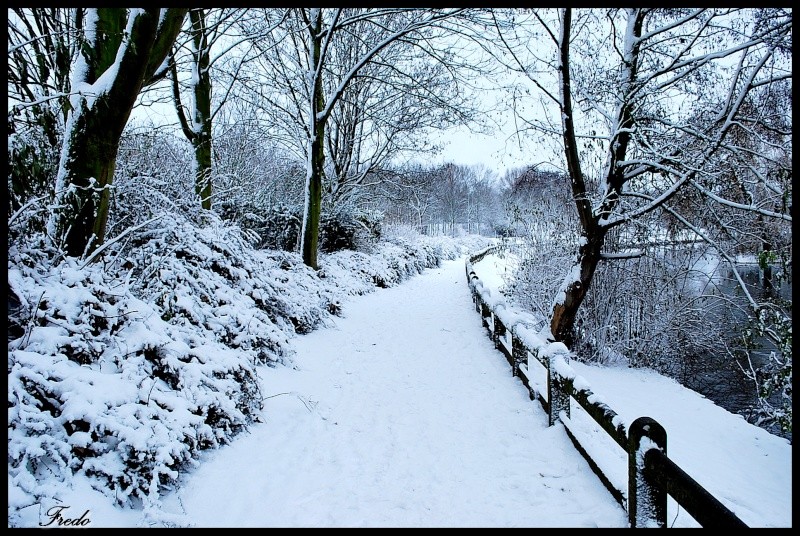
[679,255,792,440]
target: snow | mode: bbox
[69,9,146,112]
[552,263,581,309]
[88,11,143,109]
[7,235,791,528]
[164,259,630,528]
[471,250,792,528]
[568,361,792,528]
[83,9,99,47]
[10,258,627,528]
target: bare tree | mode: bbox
[491,8,791,431]
[169,9,214,210]
[462,164,501,235]
[167,9,285,210]
[322,25,481,210]
[242,8,483,268]
[371,163,437,232]
[493,8,792,345]
[433,163,469,236]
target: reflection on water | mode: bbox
[681,257,791,439]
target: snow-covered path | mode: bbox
[169,258,628,527]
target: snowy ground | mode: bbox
[160,257,628,527]
[472,252,792,528]
[14,253,790,528]
[566,361,792,528]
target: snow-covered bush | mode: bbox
[217,202,382,254]
[322,236,458,291]
[7,106,61,239]
[320,208,382,253]
[8,200,491,524]
[8,227,270,516]
[217,202,301,251]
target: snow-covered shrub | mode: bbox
[7,237,266,509]
[121,215,316,350]
[218,202,302,251]
[225,203,384,254]
[7,106,60,239]
[320,208,382,253]
[8,212,310,516]
[8,128,54,217]
[111,126,199,229]
[8,201,490,523]
[320,233,492,291]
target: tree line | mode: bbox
[8,8,792,431]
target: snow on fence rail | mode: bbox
[465,246,748,529]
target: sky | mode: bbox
[12,255,791,528]
[433,122,533,179]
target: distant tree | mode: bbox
[432,163,469,236]
[463,164,501,235]
[371,163,438,232]
[503,165,575,242]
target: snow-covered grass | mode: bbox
[7,210,492,527]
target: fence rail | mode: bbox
[465,245,748,528]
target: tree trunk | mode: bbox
[301,133,324,269]
[300,13,325,269]
[191,9,213,210]
[51,8,187,258]
[170,9,213,210]
[58,99,122,257]
[761,232,773,292]
[194,136,213,209]
[548,8,643,346]
[550,236,604,346]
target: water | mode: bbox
[681,258,791,439]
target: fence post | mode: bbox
[480,302,491,329]
[511,334,525,378]
[548,350,571,427]
[628,417,667,528]
[493,315,506,351]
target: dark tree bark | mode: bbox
[300,10,326,270]
[549,8,644,346]
[51,8,188,258]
